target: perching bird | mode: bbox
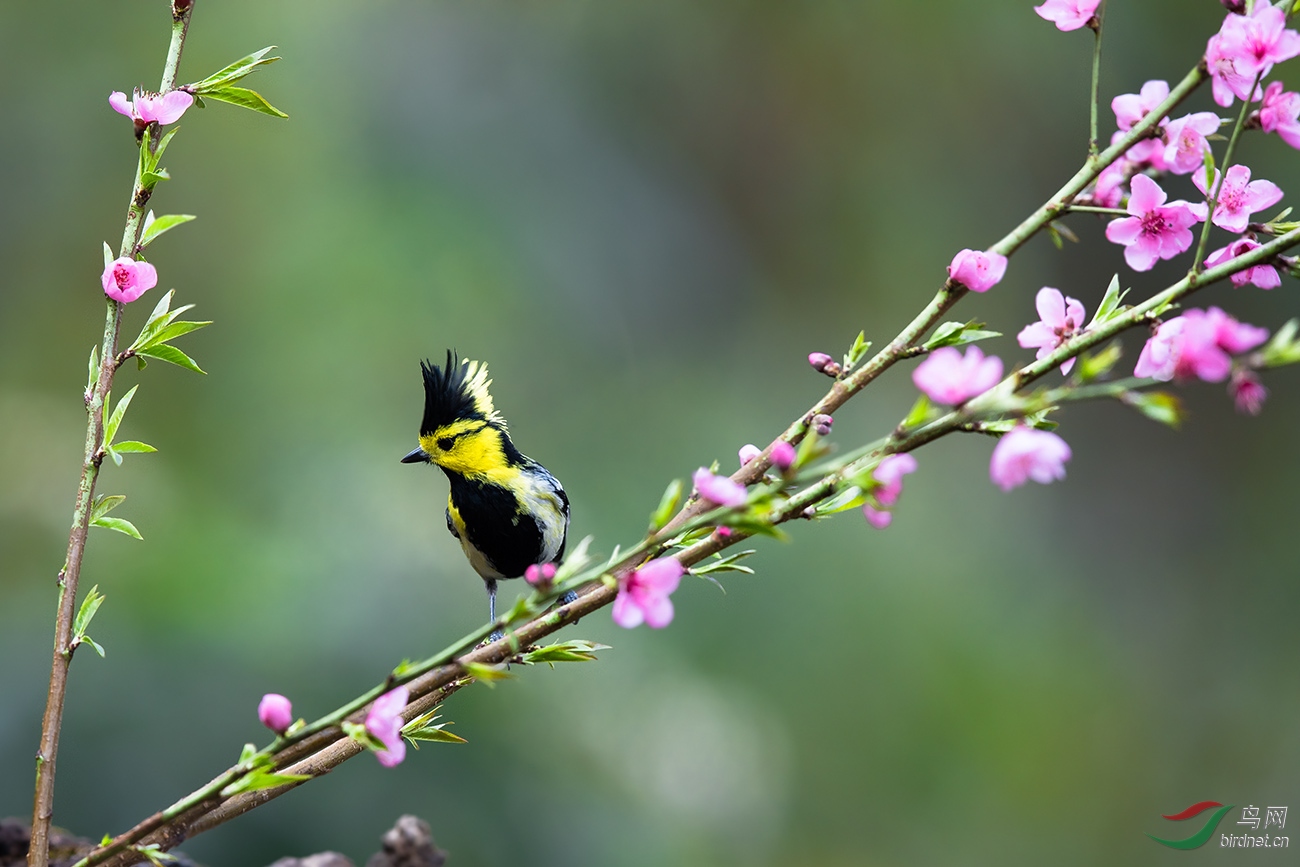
[401,352,570,622]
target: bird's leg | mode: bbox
[486,579,503,643]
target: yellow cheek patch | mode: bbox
[426,424,517,480]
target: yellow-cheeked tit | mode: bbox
[401,352,570,621]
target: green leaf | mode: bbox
[220,769,311,798]
[843,330,872,370]
[92,515,143,540]
[980,408,1059,433]
[405,725,468,746]
[103,385,139,448]
[649,479,683,532]
[923,320,1001,351]
[519,640,612,666]
[151,127,179,170]
[102,242,114,268]
[86,345,100,394]
[141,170,170,188]
[814,485,868,516]
[140,213,197,249]
[1121,390,1184,429]
[692,549,757,576]
[81,636,106,658]
[112,441,157,454]
[149,319,212,346]
[190,46,281,92]
[200,85,288,118]
[138,344,206,374]
[1260,318,1300,367]
[238,743,259,764]
[552,535,594,583]
[90,494,126,522]
[343,720,388,752]
[462,661,514,687]
[73,585,105,637]
[1074,342,1123,383]
[1047,221,1064,250]
[722,518,788,541]
[901,394,936,430]
[1088,274,1129,328]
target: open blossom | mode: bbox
[989,426,1071,492]
[612,557,683,629]
[257,694,293,734]
[1231,369,1268,415]
[912,346,1002,405]
[1104,174,1200,272]
[1134,307,1268,383]
[863,454,918,529]
[693,467,747,508]
[1204,237,1281,289]
[1192,165,1283,234]
[1258,81,1300,150]
[1112,80,1169,132]
[1017,287,1086,374]
[101,257,158,303]
[365,686,409,768]
[1033,0,1101,31]
[1161,113,1220,175]
[1207,2,1300,106]
[109,89,193,126]
[947,249,1008,293]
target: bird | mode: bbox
[401,351,570,623]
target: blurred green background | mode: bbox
[3,1,1300,864]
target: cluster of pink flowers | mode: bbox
[1206,2,1300,108]
[863,454,917,529]
[912,345,1002,405]
[1135,307,1268,384]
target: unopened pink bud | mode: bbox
[258,693,293,734]
[738,444,761,466]
[812,414,833,436]
[770,441,796,471]
[525,563,557,586]
[808,352,842,377]
[1231,370,1267,415]
[714,526,733,539]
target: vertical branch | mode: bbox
[1088,1,1107,158]
[27,4,195,866]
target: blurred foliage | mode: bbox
[3,1,1300,865]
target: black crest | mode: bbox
[419,351,499,435]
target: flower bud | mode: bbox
[738,444,761,465]
[812,414,833,436]
[525,563,557,586]
[1219,0,1245,11]
[1231,369,1267,416]
[714,526,733,539]
[258,693,294,734]
[770,441,796,471]
[808,352,842,377]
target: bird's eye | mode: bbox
[437,437,455,451]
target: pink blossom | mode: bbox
[1258,81,1300,149]
[1134,307,1268,382]
[1192,164,1283,234]
[258,693,293,734]
[365,686,409,768]
[947,249,1008,293]
[863,453,918,529]
[1206,31,1260,108]
[738,444,761,466]
[912,346,1003,405]
[1220,3,1300,104]
[1104,174,1200,272]
[989,426,1072,492]
[101,257,158,303]
[108,89,193,126]
[1231,369,1268,415]
[770,441,796,471]
[714,526,733,539]
[1161,113,1221,175]
[1092,160,1130,208]
[1033,0,1101,31]
[524,563,556,585]
[1204,237,1281,289]
[693,467,747,508]
[612,558,683,629]
[1017,287,1087,374]
[1112,80,1170,132]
